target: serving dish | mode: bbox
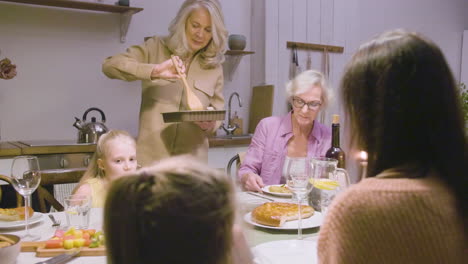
[21,241,105,257]
[243,211,323,230]
[0,234,21,264]
[0,213,43,229]
[162,110,226,123]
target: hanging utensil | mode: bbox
[289,45,297,80]
[306,52,312,70]
[170,55,204,110]
[295,47,302,74]
[322,48,330,78]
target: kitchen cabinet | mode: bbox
[0,0,143,42]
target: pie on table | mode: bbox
[251,202,314,227]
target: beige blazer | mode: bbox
[102,36,224,166]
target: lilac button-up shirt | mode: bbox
[238,112,331,185]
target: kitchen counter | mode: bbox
[0,136,252,157]
[208,135,252,147]
[0,141,96,157]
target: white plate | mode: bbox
[244,211,323,230]
[261,185,293,197]
[0,212,43,229]
[252,239,317,264]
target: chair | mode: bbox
[226,152,246,180]
[0,174,23,207]
[36,168,86,212]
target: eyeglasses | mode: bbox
[291,97,322,110]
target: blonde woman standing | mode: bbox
[102,0,228,166]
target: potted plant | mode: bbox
[460,83,468,132]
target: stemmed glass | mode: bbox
[284,157,313,240]
[10,155,41,241]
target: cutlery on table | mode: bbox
[246,191,275,202]
[34,249,80,264]
[48,214,61,228]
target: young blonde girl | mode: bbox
[72,130,138,207]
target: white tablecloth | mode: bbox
[0,208,106,264]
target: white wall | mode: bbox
[0,0,252,141]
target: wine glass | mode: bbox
[284,157,313,240]
[10,156,41,241]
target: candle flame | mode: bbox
[359,151,368,161]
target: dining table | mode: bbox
[1,191,323,264]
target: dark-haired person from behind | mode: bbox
[104,155,253,264]
[317,29,467,263]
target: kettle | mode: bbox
[73,107,109,144]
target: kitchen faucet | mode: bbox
[221,92,243,135]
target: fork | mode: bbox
[48,214,61,228]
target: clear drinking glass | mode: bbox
[284,157,313,240]
[10,156,41,241]
[64,195,92,229]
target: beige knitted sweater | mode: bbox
[317,170,467,264]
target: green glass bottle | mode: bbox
[325,114,346,168]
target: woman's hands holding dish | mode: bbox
[151,56,186,79]
[195,120,216,132]
[241,173,265,192]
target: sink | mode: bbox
[214,134,253,140]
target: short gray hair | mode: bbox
[163,0,228,69]
[286,70,329,108]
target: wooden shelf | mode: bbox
[0,0,143,13]
[0,0,143,42]
[225,50,255,56]
[287,41,344,53]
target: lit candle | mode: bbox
[359,151,368,179]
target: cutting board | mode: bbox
[21,241,106,257]
[248,85,274,134]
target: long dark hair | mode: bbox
[341,29,467,231]
[104,156,236,264]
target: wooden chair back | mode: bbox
[37,168,86,213]
[0,174,23,207]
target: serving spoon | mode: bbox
[170,55,204,111]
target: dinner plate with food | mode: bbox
[261,184,293,197]
[244,202,323,230]
[0,207,43,229]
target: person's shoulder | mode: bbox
[259,115,284,126]
[314,120,331,134]
[74,183,92,197]
[143,35,167,49]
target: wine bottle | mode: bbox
[325,114,346,168]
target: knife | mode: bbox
[34,249,80,264]
[246,191,275,202]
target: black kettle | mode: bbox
[73,107,109,144]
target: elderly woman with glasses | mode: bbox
[238,70,331,192]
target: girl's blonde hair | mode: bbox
[105,155,236,264]
[163,0,228,69]
[75,130,136,188]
